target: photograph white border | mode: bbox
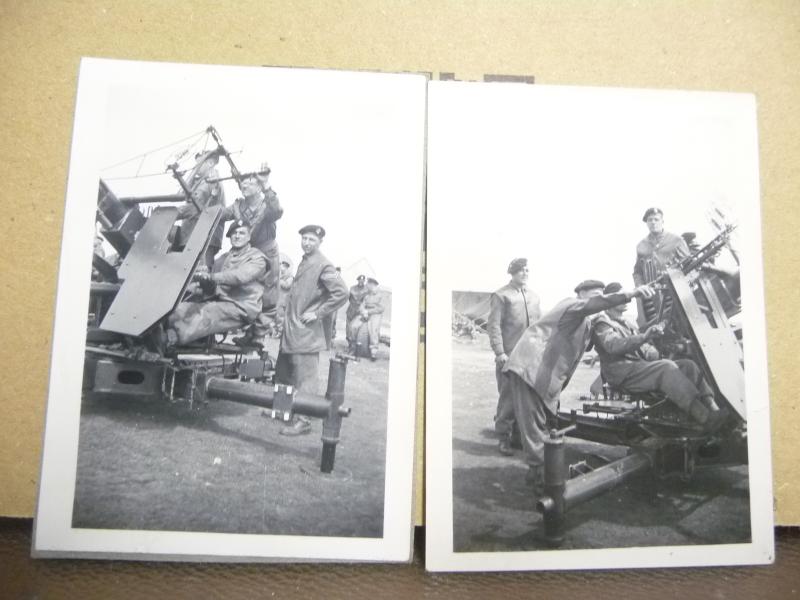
[33,58,425,562]
[425,80,774,571]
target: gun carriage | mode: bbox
[86,127,352,474]
[538,225,746,545]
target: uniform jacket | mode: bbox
[591,312,660,383]
[360,290,385,316]
[346,284,369,321]
[632,231,690,285]
[220,187,283,250]
[207,245,268,320]
[281,250,348,353]
[488,283,541,356]
[504,292,633,413]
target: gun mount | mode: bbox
[539,229,747,545]
[87,133,353,473]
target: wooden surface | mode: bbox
[0,1,798,527]
[1,519,798,598]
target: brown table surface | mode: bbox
[2,519,797,599]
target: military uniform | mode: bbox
[591,312,715,414]
[220,187,283,338]
[501,289,634,468]
[345,282,369,344]
[275,248,348,394]
[360,289,385,358]
[488,283,541,436]
[176,154,226,269]
[168,245,267,344]
[632,231,690,286]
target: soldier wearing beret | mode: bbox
[633,207,690,324]
[500,279,655,490]
[591,282,727,431]
[275,224,348,435]
[633,208,690,285]
[164,219,267,346]
[488,258,541,456]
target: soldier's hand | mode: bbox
[644,323,664,340]
[299,311,318,324]
[633,284,656,299]
[495,353,508,366]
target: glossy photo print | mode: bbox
[426,81,773,571]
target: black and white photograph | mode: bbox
[425,81,774,570]
[34,59,424,561]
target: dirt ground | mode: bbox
[451,336,751,552]
[73,336,389,538]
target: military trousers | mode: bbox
[602,358,714,412]
[169,300,247,345]
[501,371,555,468]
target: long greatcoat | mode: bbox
[280,250,348,354]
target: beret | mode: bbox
[298,224,325,238]
[642,207,663,222]
[603,281,623,294]
[226,218,251,237]
[507,257,528,274]
[367,277,379,285]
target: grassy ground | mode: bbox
[451,335,751,552]
[73,337,389,537]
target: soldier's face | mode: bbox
[230,226,251,249]
[367,281,378,292]
[301,233,321,255]
[511,266,529,286]
[646,214,664,234]
[241,177,259,197]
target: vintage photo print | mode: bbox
[34,59,425,562]
[425,81,773,571]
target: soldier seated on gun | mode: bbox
[591,281,728,432]
[162,219,268,348]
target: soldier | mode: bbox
[164,219,267,346]
[592,282,727,429]
[358,277,385,361]
[501,279,655,490]
[487,258,541,456]
[345,274,369,348]
[633,207,691,326]
[275,225,348,436]
[218,166,283,349]
[175,150,226,270]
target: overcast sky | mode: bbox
[427,81,757,314]
[96,63,426,288]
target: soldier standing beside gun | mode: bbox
[488,258,540,457]
[275,225,348,435]
[632,207,690,326]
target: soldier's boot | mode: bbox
[233,328,263,351]
[688,398,728,433]
[498,434,514,457]
[699,394,720,412]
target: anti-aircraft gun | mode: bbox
[86,127,352,474]
[537,224,747,545]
